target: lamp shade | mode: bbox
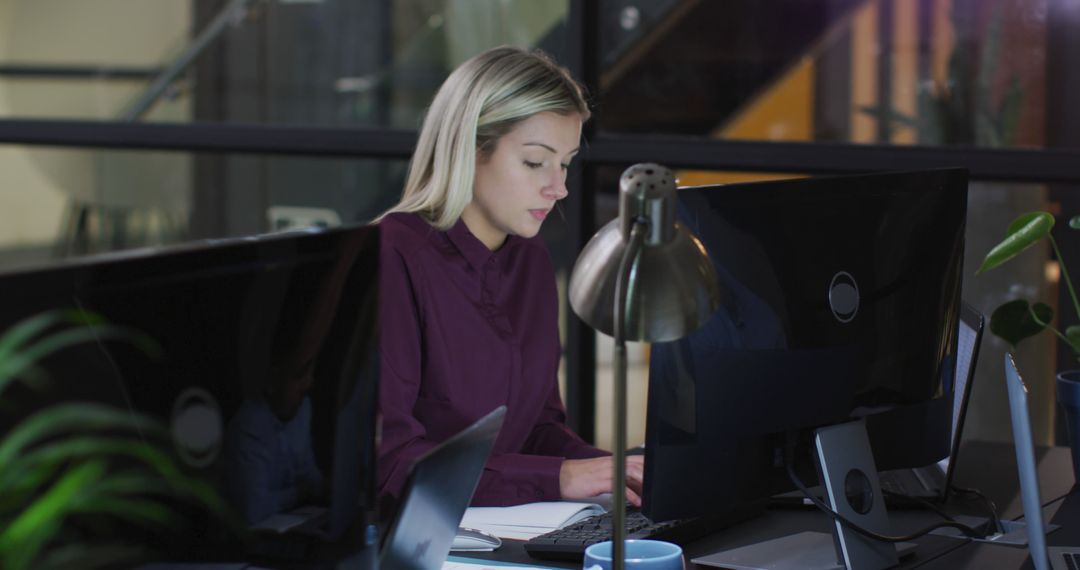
[568,164,722,342]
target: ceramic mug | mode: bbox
[583,539,684,570]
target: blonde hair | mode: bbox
[376,46,589,229]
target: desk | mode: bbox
[915,442,1077,569]
[461,442,1076,569]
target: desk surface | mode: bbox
[462,442,1077,569]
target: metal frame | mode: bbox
[2,120,1077,184]
[0,64,160,80]
[3,0,1080,437]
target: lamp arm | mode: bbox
[611,219,648,570]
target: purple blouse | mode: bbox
[377,212,607,507]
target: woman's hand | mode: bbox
[559,456,645,506]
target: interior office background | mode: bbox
[1,0,1078,453]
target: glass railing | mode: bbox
[0,145,408,268]
[5,0,1071,151]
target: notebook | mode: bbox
[1003,353,1079,570]
[379,406,506,570]
[460,501,608,540]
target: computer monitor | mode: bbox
[0,225,380,566]
[643,168,967,524]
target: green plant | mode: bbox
[861,0,1022,147]
[977,212,1080,361]
[0,310,228,570]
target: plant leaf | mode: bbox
[990,299,1053,347]
[1069,216,1080,230]
[0,460,107,570]
[0,436,181,501]
[0,404,162,469]
[0,312,61,361]
[0,311,161,397]
[72,495,174,528]
[0,310,109,364]
[1067,325,1080,357]
[978,212,1055,273]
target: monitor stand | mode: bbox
[693,420,916,570]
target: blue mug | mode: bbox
[583,539,684,570]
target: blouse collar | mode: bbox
[446,217,517,272]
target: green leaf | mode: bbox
[977,212,1056,273]
[1069,216,1080,230]
[0,436,181,500]
[0,404,162,468]
[990,299,1053,347]
[0,311,161,397]
[0,312,52,356]
[1067,325,1080,357]
[73,495,174,528]
[0,460,107,570]
[0,310,105,363]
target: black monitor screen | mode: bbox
[643,169,966,522]
[0,225,379,564]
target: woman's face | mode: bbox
[463,111,582,251]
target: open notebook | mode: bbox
[460,501,608,540]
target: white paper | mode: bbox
[442,555,565,569]
[459,501,607,540]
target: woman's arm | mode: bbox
[376,241,437,503]
[522,379,609,460]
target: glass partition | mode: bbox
[0,145,408,269]
[595,0,1074,151]
[0,0,571,128]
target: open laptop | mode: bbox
[877,302,985,502]
[1004,353,1080,570]
[379,406,506,570]
[775,302,984,507]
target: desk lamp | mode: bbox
[568,163,721,570]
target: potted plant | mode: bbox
[978,211,1080,478]
[977,212,1080,353]
[0,310,228,570]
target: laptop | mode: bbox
[775,302,984,506]
[877,301,985,502]
[1004,353,1080,570]
[379,405,506,570]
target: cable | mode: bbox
[879,489,957,522]
[786,462,987,543]
[949,484,1004,534]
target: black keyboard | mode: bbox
[523,508,712,561]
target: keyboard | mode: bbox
[522,507,714,561]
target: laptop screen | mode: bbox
[937,303,984,476]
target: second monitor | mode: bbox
[644,168,967,524]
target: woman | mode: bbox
[376,46,644,509]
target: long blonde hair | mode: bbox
[376,46,589,229]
